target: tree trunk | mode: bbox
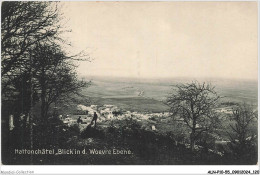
[40,67,47,120]
[190,129,196,152]
[29,68,34,164]
[41,89,46,119]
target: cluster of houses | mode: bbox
[215,107,233,114]
[60,104,168,131]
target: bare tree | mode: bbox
[167,82,220,151]
[227,103,258,163]
[2,1,91,120]
[29,42,90,120]
[1,1,62,93]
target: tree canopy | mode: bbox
[1,1,89,120]
[1,2,61,78]
[167,82,220,151]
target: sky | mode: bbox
[61,2,258,80]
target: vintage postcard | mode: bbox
[1,1,258,174]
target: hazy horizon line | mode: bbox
[79,74,258,82]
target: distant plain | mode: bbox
[80,76,257,112]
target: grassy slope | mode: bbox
[89,96,169,113]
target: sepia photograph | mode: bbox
[1,1,258,168]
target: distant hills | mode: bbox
[80,76,257,107]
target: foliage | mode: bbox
[81,125,105,139]
[30,42,89,119]
[112,110,123,116]
[2,2,61,91]
[1,1,90,122]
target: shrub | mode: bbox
[149,116,156,121]
[81,125,105,139]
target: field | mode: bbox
[81,76,257,112]
[88,97,169,113]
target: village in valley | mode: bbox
[58,102,242,157]
[61,104,170,131]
